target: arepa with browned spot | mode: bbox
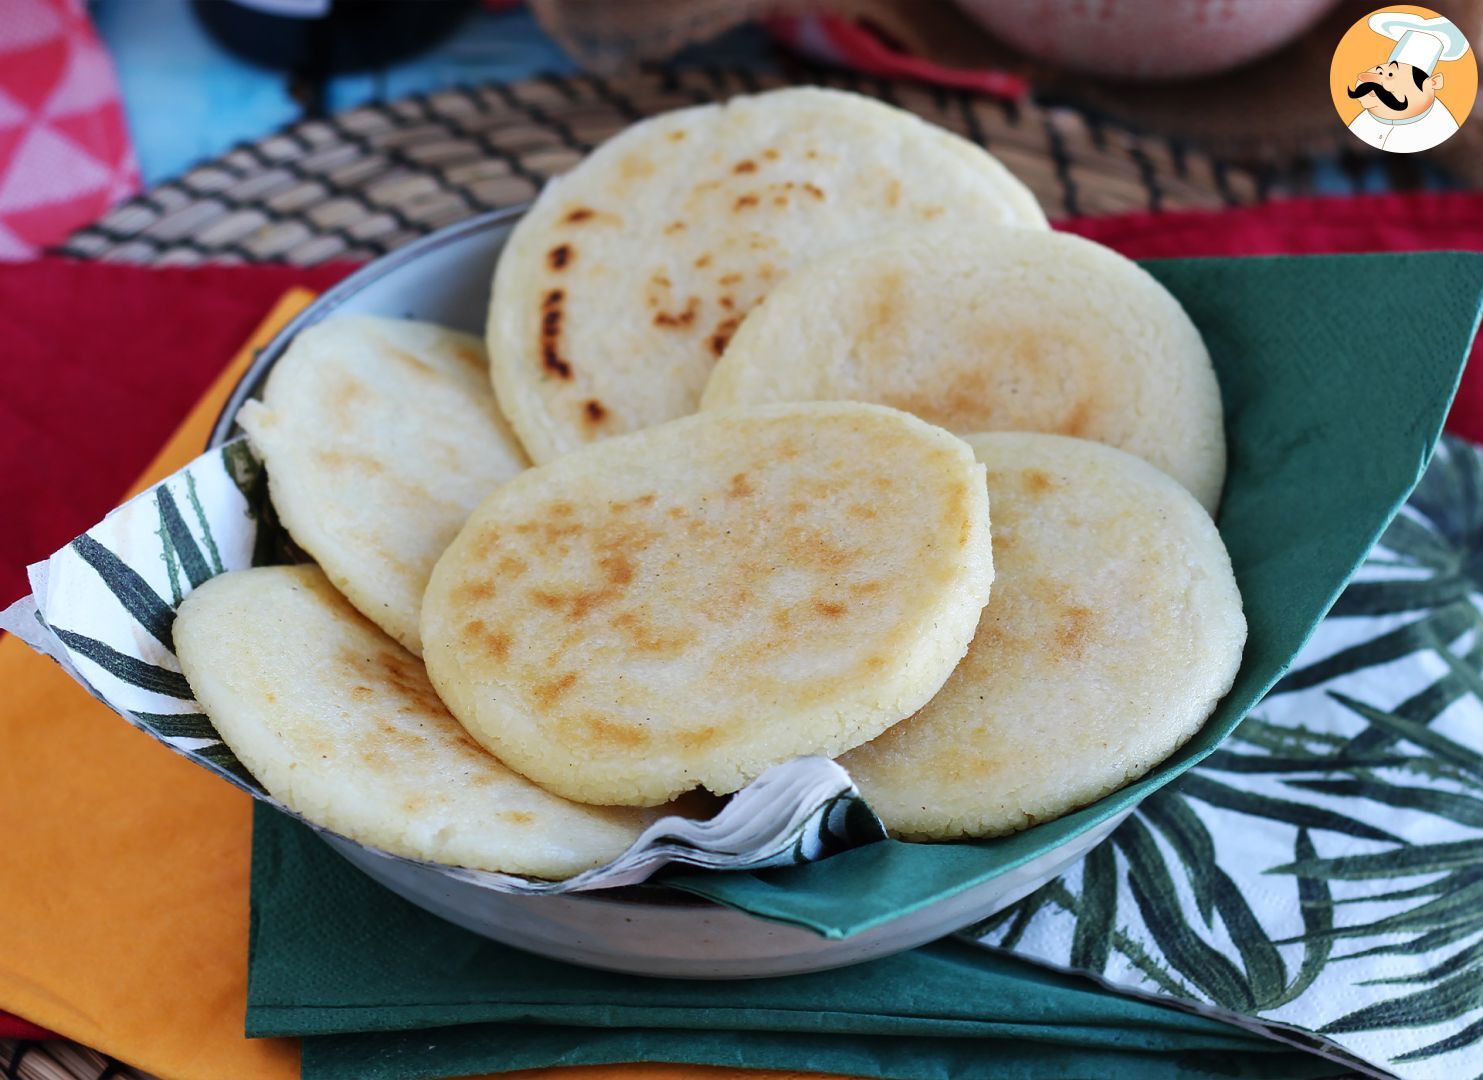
[702,226,1226,512]
[174,566,663,878]
[238,315,529,654]
[839,433,1245,840]
[487,86,1047,465]
[421,402,995,807]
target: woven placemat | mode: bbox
[0,1039,155,1080]
[12,62,1274,1080]
[59,64,1270,268]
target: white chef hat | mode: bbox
[1368,12,1471,75]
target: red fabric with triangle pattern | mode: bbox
[0,0,137,258]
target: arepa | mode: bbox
[487,86,1047,464]
[421,402,995,807]
[701,227,1226,512]
[238,315,528,654]
[840,433,1245,840]
[174,566,662,879]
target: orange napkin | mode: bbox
[0,290,829,1080]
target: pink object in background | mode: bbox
[768,14,1031,100]
[0,0,138,259]
[774,1,1341,91]
[955,0,1341,81]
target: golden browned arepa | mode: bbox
[702,226,1226,512]
[840,433,1245,840]
[487,86,1047,464]
[174,566,662,878]
[421,402,995,807]
[238,315,528,654]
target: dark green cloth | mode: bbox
[302,1025,1346,1080]
[251,809,1338,1079]
[248,253,1483,1079]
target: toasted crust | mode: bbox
[174,566,661,878]
[487,86,1047,464]
[421,402,995,806]
[840,433,1246,840]
[238,315,528,654]
[703,226,1226,512]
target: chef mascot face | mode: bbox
[1346,12,1470,153]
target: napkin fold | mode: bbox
[1060,192,1483,447]
[302,1028,1337,1080]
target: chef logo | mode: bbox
[1331,5,1476,154]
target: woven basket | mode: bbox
[0,1040,155,1080]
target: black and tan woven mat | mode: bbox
[59,65,1274,269]
[0,1040,155,1080]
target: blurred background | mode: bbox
[4,0,1481,262]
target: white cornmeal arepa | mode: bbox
[238,315,528,655]
[174,566,661,878]
[840,433,1245,841]
[487,86,1047,465]
[421,402,995,807]
[701,226,1226,512]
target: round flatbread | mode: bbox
[174,566,661,879]
[487,86,1047,465]
[238,315,528,655]
[701,226,1226,512]
[840,433,1245,841]
[421,402,995,807]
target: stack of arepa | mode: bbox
[178,86,1245,880]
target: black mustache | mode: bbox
[1349,79,1409,110]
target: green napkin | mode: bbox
[302,1024,1343,1080]
[670,252,1483,937]
[251,809,1340,1080]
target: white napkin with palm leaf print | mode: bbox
[970,435,1483,1080]
[0,437,886,894]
